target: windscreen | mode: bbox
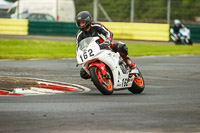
[78,37,93,50]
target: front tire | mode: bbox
[89,66,113,95]
[128,68,145,94]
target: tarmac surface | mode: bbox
[0,34,175,45]
[0,55,200,133]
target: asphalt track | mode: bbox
[0,34,175,45]
[0,55,200,133]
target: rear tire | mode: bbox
[188,39,193,45]
[89,66,113,95]
[128,68,145,94]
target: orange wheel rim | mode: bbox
[96,68,112,91]
[134,77,143,87]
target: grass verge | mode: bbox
[0,38,200,59]
[0,38,76,59]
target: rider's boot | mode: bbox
[80,68,91,79]
[122,56,135,70]
[122,56,136,78]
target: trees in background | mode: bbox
[74,0,200,24]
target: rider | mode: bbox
[170,19,185,43]
[76,11,135,79]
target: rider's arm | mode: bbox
[170,28,174,34]
[91,22,113,41]
[180,24,185,28]
[76,30,83,46]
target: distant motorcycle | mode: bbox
[76,37,145,95]
[170,27,193,45]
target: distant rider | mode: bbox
[170,19,185,43]
[76,11,135,79]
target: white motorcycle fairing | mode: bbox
[76,37,139,90]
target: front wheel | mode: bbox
[128,68,145,94]
[89,66,113,95]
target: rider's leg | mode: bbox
[122,55,135,70]
[111,42,135,69]
[80,68,90,79]
[119,52,135,69]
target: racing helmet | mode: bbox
[76,11,92,31]
[174,19,181,26]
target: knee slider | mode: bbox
[80,68,89,79]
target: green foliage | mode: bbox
[99,0,131,22]
[134,0,167,22]
[74,0,94,16]
[171,0,200,21]
[74,0,200,23]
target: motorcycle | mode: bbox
[170,27,193,45]
[76,37,145,95]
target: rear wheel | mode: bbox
[89,66,113,95]
[188,39,193,45]
[128,68,145,94]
